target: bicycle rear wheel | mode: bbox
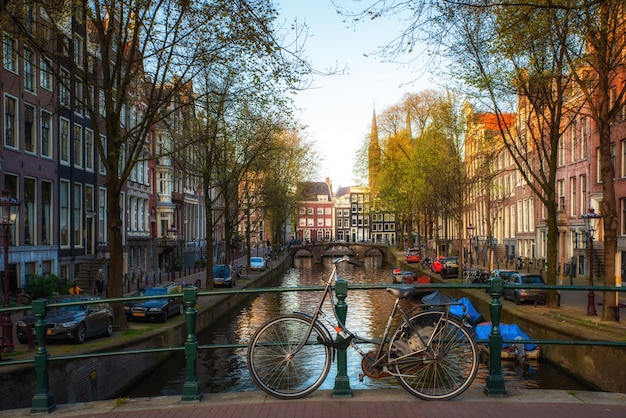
[389,311,478,400]
[247,315,332,399]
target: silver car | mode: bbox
[503,273,546,305]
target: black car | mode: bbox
[441,256,459,279]
[16,295,114,344]
[124,284,184,322]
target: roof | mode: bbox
[298,181,333,201]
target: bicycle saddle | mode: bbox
[386,287,416,299]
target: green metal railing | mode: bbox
[1,280,625,413]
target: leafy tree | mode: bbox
[4,0,310,325]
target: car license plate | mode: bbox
[133,312,146,317]
[215,280,223,285]
[46,329,52,335]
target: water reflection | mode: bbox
[125,258,592,398]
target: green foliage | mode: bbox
[24,274,68,299]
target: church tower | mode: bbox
[368,107,381,196]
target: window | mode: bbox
[580,118,588,159]
[40,59,52,90]
[299,218,306,227]
[580,175,587,215]
[73,123,83,168]
[24,178,35,245]
[317,207,324,215]
[99,135,106,174]
[73,35,84,67]
[41,111,52,157]
[307,207,313,215]
[99,90,106,116]
[4,95,17,149]
[24,48,35,92]
[307,218,314,227]
[317,218,324,227]
[622,198,626,236]
[570,177,577,217]
[60,118,70,164]
[74,183,82,246]
[74,77,84,115]
[42,181,52,245]
[59,68,69,107]
[24,104,35,153]
[99,188,107,243]
[3,34,17,72]
[622,139,626,178]
[557,134,565,166]
[24,2,35,33]
[60,181,70,246]
[85,129,94,170]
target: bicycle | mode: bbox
[246,256,479,400]
[231,262,247,280]
[263,254,273,269]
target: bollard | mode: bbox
[31,298,56,413]
[333,278,352,397]
[181,287,202,402]
[484,277,507,397]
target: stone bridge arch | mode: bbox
[289,243,388,264]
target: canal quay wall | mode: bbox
[2,248,624,410]
[0,256,291,411]
[390,249,626,394]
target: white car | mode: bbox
[249,257,267,271]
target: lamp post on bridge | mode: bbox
[466,223,475,268]
[581,208,601,316]
[1,189,21,353]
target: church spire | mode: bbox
[368,106,381,196]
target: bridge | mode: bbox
[288,242,390,263]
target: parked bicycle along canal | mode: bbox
[126,257,593,398]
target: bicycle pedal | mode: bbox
[358,373,364,382]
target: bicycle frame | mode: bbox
[293,256,465,378]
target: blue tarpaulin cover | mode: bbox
[475,323,538,351]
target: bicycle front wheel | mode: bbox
[247,315,332,399]
[389,311,478,400]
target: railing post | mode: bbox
[31,298,56,413]
[181,287,202,402]
[333,278,352,397]
[485,277,507,397]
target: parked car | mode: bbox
[213,264,236,288]
[249,257,267,271]
[430,256,446,273]
[405,248,421,263]
[124,284,184,322]
[489,269,519,281]
[503,273,546,305]
[441,256,459,279]
[16,295,114,344]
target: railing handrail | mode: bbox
[1,281,625,412]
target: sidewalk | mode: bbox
[3,388,626,417]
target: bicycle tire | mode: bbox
[237,266,247,278]
[388,310,478,400]
[247,315,332,399]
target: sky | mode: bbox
[277,2,436,191]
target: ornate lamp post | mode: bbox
[1,189,21,353]
[466,223,475,267]
[167,226,178,282]
[582,208,601,316]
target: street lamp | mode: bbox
[167,226,178,282]
[582,208,601,316]
[466,223,475,267]
[1,189,21,353]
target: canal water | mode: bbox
[126,257,593,398]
